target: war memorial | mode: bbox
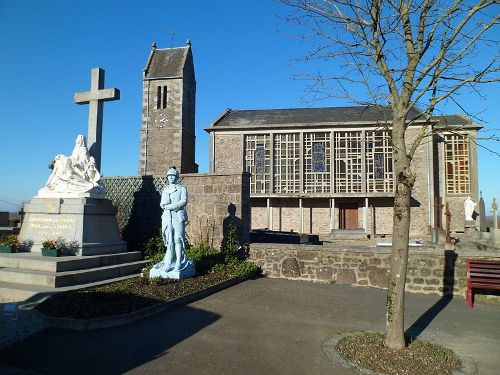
[0,40,496,303]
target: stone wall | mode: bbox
[249,243,500,300]
[211,133,243,174]
[103,173,250,251]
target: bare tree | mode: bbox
[281,0,499,349]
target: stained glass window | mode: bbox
[444,134,470,194]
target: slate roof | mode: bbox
[435,114,473,126]
[144,46,189,79]
[210,106,425,128]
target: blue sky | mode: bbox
[0,0,499,213]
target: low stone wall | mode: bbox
[103,173,250,250]
[249,243,500,300]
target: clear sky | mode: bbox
[1,0,498,213]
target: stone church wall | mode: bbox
[103,173,250,251]
[211,133,244,174]
[249,243,500,302]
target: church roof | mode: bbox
[144,42,192,79]
[209,106,425,129]
[435,114,475,126]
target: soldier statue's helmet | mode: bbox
[166,166,179,178]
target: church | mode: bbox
[139,41,480,239]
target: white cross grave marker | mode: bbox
[74,67,120,172]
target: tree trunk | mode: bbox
[385,116,415,350]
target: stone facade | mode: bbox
[249,243,500,302]
[207,110,480,238]
[210,132,243,174]
[139,42,197,176]
[210,124,436,237]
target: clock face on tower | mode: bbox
[155,113,167,128]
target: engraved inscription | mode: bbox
[28,216,76,239]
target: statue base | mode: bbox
[18,197,126,255]
[149,260,196,279]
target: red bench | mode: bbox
[466,259,500,309]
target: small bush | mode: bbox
[142,228,164,259]
[221,223,240,262]
[231,260,261,277]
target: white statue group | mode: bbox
[38,135,103,197]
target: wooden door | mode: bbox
[339,204,359,229]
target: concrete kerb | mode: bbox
[322,332,476,375]
[43,275,251,331]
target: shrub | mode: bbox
[221,223,240,262]
[228,259,261,278]
[0,234,20,248]
[142,228,164,259]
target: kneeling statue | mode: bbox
[150,167,196,279]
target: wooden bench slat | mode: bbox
[469,260,500,265]
[469,284,500,290]
[470,272,500,279]
[467,258,500,309]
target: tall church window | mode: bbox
[304,132,331,193]
[274,133,300,193]
[334,132,362,193]
[245,134,271,194]
[444,134,470,194]
[156,86,168,109]
[366,131,394,192]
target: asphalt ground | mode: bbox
[0,277,499,375]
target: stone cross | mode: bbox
[74,68,120,172]
[493,198,498,229]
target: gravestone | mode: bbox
[488,198,500,249]
[19,68,124,255]
[479,193,487,233]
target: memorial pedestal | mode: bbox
[19,197,126,255]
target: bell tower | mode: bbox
[139,40,198,175]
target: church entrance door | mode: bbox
[339,204,358,229]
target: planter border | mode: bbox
[42,275,251,331]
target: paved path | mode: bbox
[0,278,499,374]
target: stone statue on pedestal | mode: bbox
[150,167,195,279]
[38,135,104,198]
[464,196,476,222]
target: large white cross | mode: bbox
[74,67,120,172]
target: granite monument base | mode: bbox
[19,197,126,255]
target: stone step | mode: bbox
[0,252,143,272]
[0,274,142,303]
[0,260,149,287]
[80,242,127,256]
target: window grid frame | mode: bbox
[444,134,470,195]
[304,132,331,193]
[245,134,271,194]
[334,131,363,193]
[366,131,394,193]
[273,133,301,194]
